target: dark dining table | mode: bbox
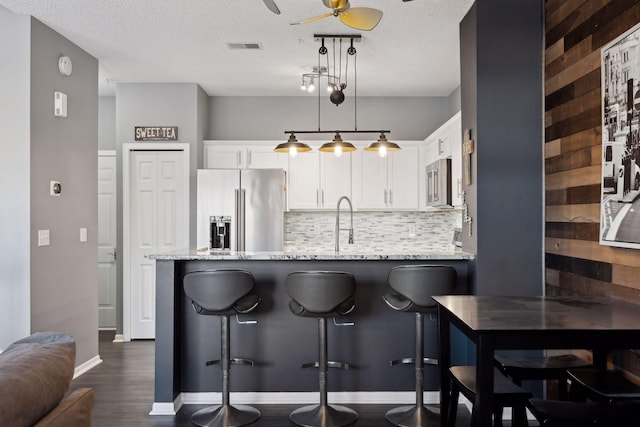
[434,295,640,427]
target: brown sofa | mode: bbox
[0,332,94,427]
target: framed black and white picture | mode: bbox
[600,22,640,249]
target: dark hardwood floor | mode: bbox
[69,331,486,426]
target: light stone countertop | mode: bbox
[150,248,475,261]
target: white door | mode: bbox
[130,150,188,339]
[98,154,117,329]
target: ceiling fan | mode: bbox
[263,0,416,31]
[291,0,383,31]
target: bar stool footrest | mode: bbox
[290,403,358,427]
[390,357,438,367]
[230,357,254,366]
[301,361,351,370]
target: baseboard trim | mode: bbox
[112,334,125,343]
[73,355,102,379]
[150,392,534,421]
[151,391,440,413]
[150,399,182,416]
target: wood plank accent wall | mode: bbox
[545,0,640,372]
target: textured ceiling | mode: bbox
[0,0,474,97]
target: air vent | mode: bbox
[227,42,262,50]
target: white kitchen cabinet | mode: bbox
[244,145,288,169]
[353,144,420,210]
[288,149,351,210]
[204,141,287,169]
[422,112,463,207]
[206,144,244,168]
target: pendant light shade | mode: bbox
[364,133,401,157]
[274,133,312,157]
[319,133,357,157]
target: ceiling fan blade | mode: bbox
[339,7,383,31]
[290,12,333,25]
[263,0,281,14]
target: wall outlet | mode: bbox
[38,230,50,247]
[408,223,416,238]
[80,228,88,242]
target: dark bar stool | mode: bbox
[183,269,261,427]
[382,264,457,427]
[494,354,590,400]
[447,366,532,427]
[286,271,358,427]
[566,368,640,402]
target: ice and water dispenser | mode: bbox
[210,216,231,251]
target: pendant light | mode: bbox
[274,133,312,158]
[364,133,401,158]
[319,132,357,157]
[277,35,401,157]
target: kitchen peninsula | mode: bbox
[150,249,474,415]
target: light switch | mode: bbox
[38,230,50,247]
[80,228,87,242]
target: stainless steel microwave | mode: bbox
[425,158,452,207]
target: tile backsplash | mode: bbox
[284,209,462,252]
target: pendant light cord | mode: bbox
[317,41,321,131]
[354,48,357,131]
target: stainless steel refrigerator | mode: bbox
[197,169,286,251]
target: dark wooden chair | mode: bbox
[494,353,591,400]
[447,366,532,427]
[567,368,640,402]
[529,398,640,426]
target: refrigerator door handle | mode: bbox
[239,189,246,251]
[235,189,241,250]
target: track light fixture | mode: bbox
[300,66,337,94]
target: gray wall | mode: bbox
[29,18,99,364]
[99,96,116,150]
[114,83,204,334]
[448,86,462,118]
[460,0,543,296]
[0,5,31,350]
[208,96,451,141]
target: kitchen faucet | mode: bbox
[335,196,354,253]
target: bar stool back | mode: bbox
[382,265,457,427]
[183,269,261,427]
[286,271,358,427]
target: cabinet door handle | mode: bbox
[316,190,319,207]
[389,190,393,205]
[247,151,252,167]
[322,190,325,207]
[438,139,443,155]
